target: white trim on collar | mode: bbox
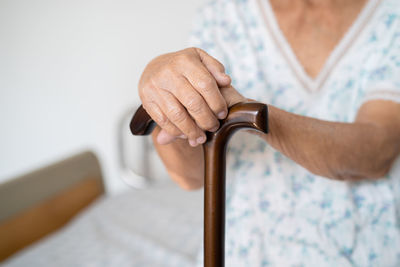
[256,0,382,92]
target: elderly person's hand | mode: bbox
[139,47,234,147]
[138,47,249,189]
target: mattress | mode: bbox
[2,182,203,267]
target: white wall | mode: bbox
[0,0,203,194]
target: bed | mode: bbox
[0,151,203,267]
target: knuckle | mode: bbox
[159,65,175,79]
[168,107,187,123]
[156,114,169,127]
[184,47,197,55]
[192,46,201,52]
[139,85,154,100]
[197,77,215,92]
[174,53,191,64]
[187,97,204,114]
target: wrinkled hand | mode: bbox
[139,47,243,146]
[156,85,248,145]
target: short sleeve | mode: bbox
[361,12,400,104]
[188,1,233,76]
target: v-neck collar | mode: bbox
[256,0,382,92]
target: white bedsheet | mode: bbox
[2,182,203,267]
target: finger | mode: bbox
[156,128,186,145]
[156,129,181,145]
[182,60,228,120]
[195,48,231,87]
[171,76,220,131]
[157,89,206,146]
[220,85,246,107]
[142,101,182,138]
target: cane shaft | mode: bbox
[129,102,268,267]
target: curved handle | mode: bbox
[129,102,268,138]
[129,105,156,135]
[129,102,269,267]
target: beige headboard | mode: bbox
[0,151,105,262]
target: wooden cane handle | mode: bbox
[129,102,269,267]
[129,102,268,137]
[129,105,156,136]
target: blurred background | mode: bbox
[0,0,205,194]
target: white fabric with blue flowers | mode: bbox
[190,0,400,266]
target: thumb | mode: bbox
[220,85,247,107]
[195,48,231,87]
[156,129,187,145]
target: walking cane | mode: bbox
[130,102,269,267]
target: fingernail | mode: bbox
[218,111,227,119]
[196,136,206,144]
[210,125,219,132]
[189,139,197,147]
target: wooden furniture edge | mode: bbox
[0,151,105,262]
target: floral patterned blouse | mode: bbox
[189,0,400,266]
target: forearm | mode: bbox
[152,126,204,189]
[263,105,400,181]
